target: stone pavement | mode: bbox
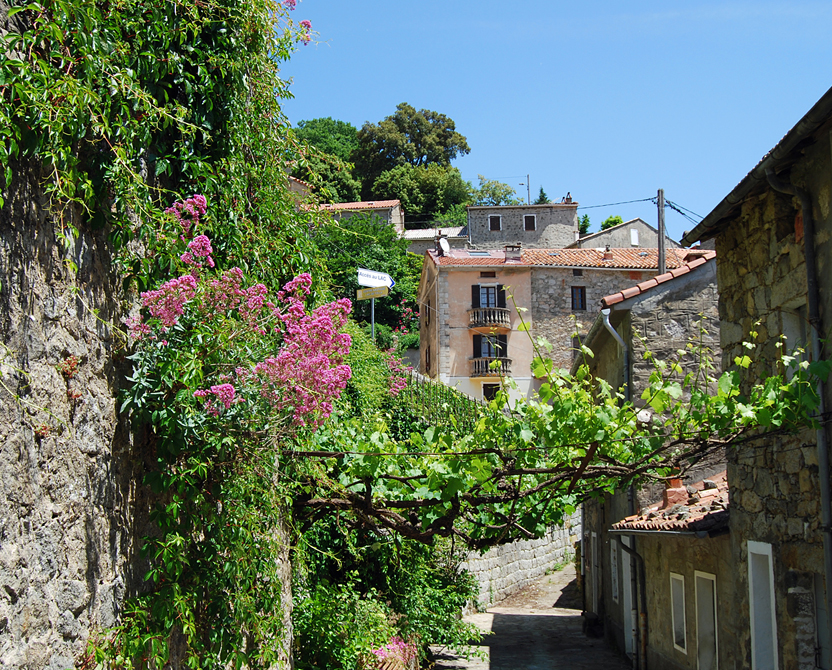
[430,563,631,670]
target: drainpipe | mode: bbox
[617,536,648,670]
[603,307,641,666]
[765,168,832,653]
[601,308,629,402]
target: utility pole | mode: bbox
[519,175,531,205]
[657,188,666,275]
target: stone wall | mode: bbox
[0,160,147,668]
[460,510,581,610]
[467,205,578,249]
[531,267,648,369]
[571,218,681,249]
[711,128,832,669]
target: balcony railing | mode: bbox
[468,307,511,330]
[470,357,512,377]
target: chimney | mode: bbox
[603,244,613,261]
[662,477,687,508]
[504,243,522,263]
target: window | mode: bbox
[524,214,536,231]
[480,286,497,308]
[748,541,778,670]
[480,271,496,278]
[610,543,619,603]
[426,299,431,326]
[483,383,501,401]
[471,284,506,309]
[473,333,507,358]
[489,215,501,231]
[425,345,431,373]
[670,573,687,653]
[630,228,640,246]
[572,268,583,277]
[571,286,587,311]
[468,250,491,257]
[695,572,718,670]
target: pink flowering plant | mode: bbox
[119,197,354,666]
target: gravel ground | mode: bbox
[429,563,631,670]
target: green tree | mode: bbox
[353,103,470,198]
[373,163,471,225]
[295,117,358,162]
[314,213,422,329]
[579,214,591,236]
[601,214,624,230]
[293,149,361,203]
[472,174,523,206]
[534,186,549,204]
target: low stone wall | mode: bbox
[461,509,581,610]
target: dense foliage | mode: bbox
[601,214,624,230]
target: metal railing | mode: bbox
[470,357,512,377]
[398,370,487,434]
[468,307,511,330]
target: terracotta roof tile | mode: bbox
[429,247,692,269]
[611,470,729,534]
[321,200,401,211]
[601,250,716,307]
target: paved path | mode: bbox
[430,564,631,670]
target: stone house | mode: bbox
[320,199,405,233]
[569,217,681,250]
[416,245,691,403]
[572,251,729,669]
[466,203,579,249]
[680,84,832,670]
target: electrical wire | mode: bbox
[576,197,656,211]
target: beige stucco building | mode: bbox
[417,245,692,403]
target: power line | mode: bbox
[576,197,656,210]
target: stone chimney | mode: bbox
[603,244,613,261]
[504,243,522,263]
[662,477,688,508]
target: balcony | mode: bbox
[470,357,512,377]
[468,307,511,331]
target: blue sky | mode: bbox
[281,1,831,241]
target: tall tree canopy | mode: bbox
[579,214,591,236]
[353,103,470,198]
[601,214,624,230]
[472,175,523,206]
[295,117,359,162]
[373,164,471,225]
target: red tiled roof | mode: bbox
[611,470,728,535]
[601,250,716,307]
[320,200,400,211]
[428,247,691,269]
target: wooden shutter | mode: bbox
[473,334,482,358]
[497,334,508,355]
[471,285,480,308]
[497,285,506,308]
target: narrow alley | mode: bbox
[431,564,631,670]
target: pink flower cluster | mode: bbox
[181,234,215,270]
[140,274,198,329]
[299,19,312,44]
[203,267,271,333]
[194,383,236,415]
[370,637,416,664]
[283,0,295,8]
[165,194,207,236]
[254,276,352,427]
[387,357,411,397]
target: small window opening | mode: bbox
[489,215,501,231]
[524,214,536,231]
[571,286,587,311]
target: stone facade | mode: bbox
[680,89,832,670]
[531,267,650,370]
[569,217,681,250]
[0,160,143,668]
[467,204,578,249]
[715,184,828,670]
[461,511,581,610]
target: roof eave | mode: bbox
[681,85,832,246]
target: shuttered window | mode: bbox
[472,284,506,309]
[489,215,501,231]
[473,333,508,358]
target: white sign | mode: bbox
[357,268,395,289]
